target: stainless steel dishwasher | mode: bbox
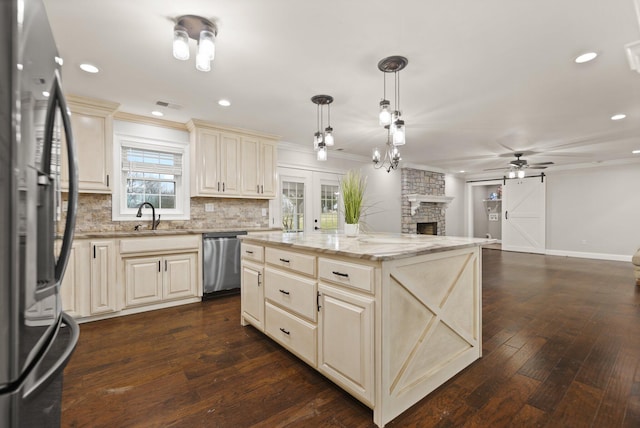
[202,231,248,299]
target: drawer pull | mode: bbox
[279,258,290,263]
[279,327,290,335]
[245,250,254,254]
[279,289,290,295]
[332,271,349,278]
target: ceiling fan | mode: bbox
[484,153,554,171]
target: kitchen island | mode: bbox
[239,232,493,427]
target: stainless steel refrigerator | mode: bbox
[0,0,79,426]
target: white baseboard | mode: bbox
[545,249,632,262]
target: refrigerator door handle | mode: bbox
[22,312,80,399]
[46,71,78,284]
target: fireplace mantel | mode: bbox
[406,193,454,216]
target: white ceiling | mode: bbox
[43,0,640,175]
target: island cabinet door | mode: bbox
[241,261,264,331]
[317,283,374,407]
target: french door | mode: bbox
[276,168,341,233]
[502,177,546,253]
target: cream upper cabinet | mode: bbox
[188,119,278,199]
[188,120,241,196]
[240,137,277,198]
[61,95,119,193]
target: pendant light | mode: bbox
[173,15,218,72]
[311,95,335,161]
[378,56,408,147]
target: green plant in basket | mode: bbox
[340,169,367,225]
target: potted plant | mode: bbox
[340,169,367,236]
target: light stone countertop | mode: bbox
[239,231,496,261]
[72,227,281,240]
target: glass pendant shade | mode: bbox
[195,52,211,71]
[317,145,327,161]
[313,131,322,150]
[379,100,391,126]
[508,170,516,179]
[324,127,334,146]
[173,27,190,60]
[392,120,405,145]
[198,29,216,60]
[517,169,526,179]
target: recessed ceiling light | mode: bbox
[575,52,598,63]
[218,99,231,107]
[633,149,640,154]
[79,63,99,73]
[458,170,465,173]
[611,114,626,121]
[151,111,164,117]
[42,91,49,98]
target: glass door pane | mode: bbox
[281,180,305,232]
[319,184,339,231]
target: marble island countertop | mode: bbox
[72,227,280,239]
[240,231,496,261]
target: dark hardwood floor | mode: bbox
[61,249,640,427]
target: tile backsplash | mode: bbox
[63,194,270,233]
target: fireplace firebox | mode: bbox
[417,222,437,235]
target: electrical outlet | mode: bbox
[205,203,214,212]
[261,208,267,217]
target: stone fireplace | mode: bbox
[401,168,448,235]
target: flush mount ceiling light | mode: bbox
[173,15,217,72]
[311,95,335,162]
[574,52,598,63]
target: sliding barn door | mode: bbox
[502,177,546,253]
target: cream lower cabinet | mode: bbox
[58,239,116,317]
[318,283,374,406]
[240,243,373,404]
[241,260,264,331]
[59,240,85,318]
[123,252,198,308]
[89,240,117,315]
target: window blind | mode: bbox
[121,147,182,176]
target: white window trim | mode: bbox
[112,132,190,222]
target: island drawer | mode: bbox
[264,267,317,322]
[242,243,264,263]
[265,302,317,367]
[318,258,374,293]
[265,247,316,277]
